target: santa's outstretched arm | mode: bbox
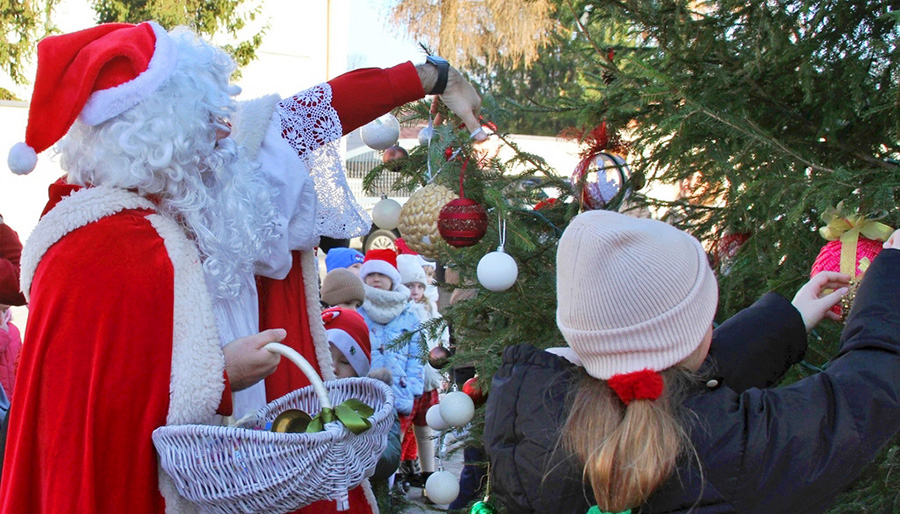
[276,60,487,160]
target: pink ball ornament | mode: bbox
[810,237,884,319]
[425,471,460,505]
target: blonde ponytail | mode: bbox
[561,368,693,512]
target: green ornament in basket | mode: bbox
[152,343,394,514]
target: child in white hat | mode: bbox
[484,210,900,514]
[395,254,448,488]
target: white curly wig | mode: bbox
[57,26,278,299]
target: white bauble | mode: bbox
[425,471,460,505]
[418,125,434,146]
[360,114,400,150]
[476,250,518,292]
[439,391,475,427]
[426,404,451,431]
[372,198,402,230]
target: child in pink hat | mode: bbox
[484,210,900,514]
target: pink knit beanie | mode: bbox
[556,210,718,380]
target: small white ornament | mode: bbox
[425,471,460,505]
[417,125,434,146]
[477,249,518,292]
[439,391,475,427]
[425,404,451,431]
[360,114,400,151]
[372,197,402,230]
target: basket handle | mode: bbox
[264,342,333,410]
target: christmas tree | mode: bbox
[556,2,900,508]
[371,1,900,510]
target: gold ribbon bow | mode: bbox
[819,201,893,276]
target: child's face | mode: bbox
[365,272,393,291]
[423,265,435,284]
[330,344,358,379]
[335,301,361,310]
[347,263,362,276]
[407,282,426,302]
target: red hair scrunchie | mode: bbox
[607,369,664,406]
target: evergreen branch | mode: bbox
[684,100,836,175]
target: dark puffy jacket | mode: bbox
[484,250,900,514]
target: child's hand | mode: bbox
[791,271,851,332]
[883,229,900,250]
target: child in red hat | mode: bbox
[322,307,371,379]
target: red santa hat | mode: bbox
[358,248,402,288]
[7,21,178,175]
[322,307,371,377]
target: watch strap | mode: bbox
[426,55,450,95]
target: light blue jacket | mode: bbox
[358,305,425,415]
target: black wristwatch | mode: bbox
[426,55,450,95]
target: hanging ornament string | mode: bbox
[498,217,508,252]
[458,157,469,196]
[423,97,485,185]
[425,98,438,182]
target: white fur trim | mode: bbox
[361,480,379,514]
[148,214,225,514]
[20,186,156,301]
[80,22,179,126]
[327,328,370,377]
[302,250,335,380]
[359,260,401,290]
[20,187,221,514]
[8,142,37,175]
[147,214,224,425]
[232,94,282,161]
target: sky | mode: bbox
[346,0,424,68]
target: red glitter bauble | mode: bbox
[437,198,488,248]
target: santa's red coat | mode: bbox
[0,63,424,514]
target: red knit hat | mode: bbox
[322,307,371,377]
[359,248,402,288]
[7,21,178,175]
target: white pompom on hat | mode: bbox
[8,21,177,175]
[556,210,718,380]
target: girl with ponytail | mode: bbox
[484,210,900,514]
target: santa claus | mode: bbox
[1,21,484,514]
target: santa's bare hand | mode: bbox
[224,329,285,391]
[440,67,487,142]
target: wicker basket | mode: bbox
[152,343,394,514]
